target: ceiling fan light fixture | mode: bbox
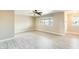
[33,10,42,16]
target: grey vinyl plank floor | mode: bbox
[0,31,79,49]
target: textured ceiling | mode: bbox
[15,10,63,16]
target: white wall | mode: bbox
[35,12,65,35]
[15,15,35,33]
[15,12,65,35]
[0,10,14,40]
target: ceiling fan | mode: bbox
[33,10,42,16]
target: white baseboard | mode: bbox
[0,37,14,42]
[15,30,35,34]
[66,32,79,35]
[36,29,64,36]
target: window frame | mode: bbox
[40,17,54,27]
[73,16,79,26]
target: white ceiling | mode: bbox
[15,10,63,16]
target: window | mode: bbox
[44,19,49,25]
[73,16,79,26]
[40,17,53,26]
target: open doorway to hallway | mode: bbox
[64,11,79,35]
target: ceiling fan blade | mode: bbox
[32,10,42,16]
